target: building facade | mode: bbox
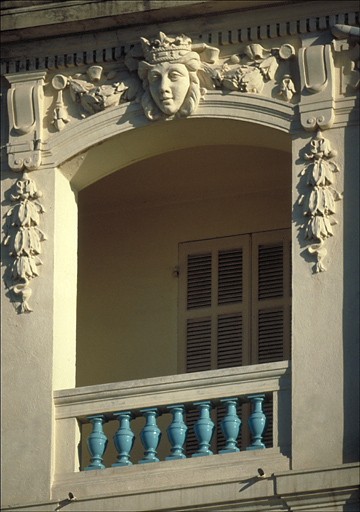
[1,1,359,510]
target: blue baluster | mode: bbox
[111,411,135,467]
[84,414,108,470]
[247,394,266,450]
[166,405,187,460]
[139,408,162,463]
[219,398,241,453]
[192,401,215,457]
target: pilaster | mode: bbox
[1,167,78,506]
[291,126,350,470]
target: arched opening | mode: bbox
[76,140,292,388]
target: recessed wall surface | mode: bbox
[76,144,291,387]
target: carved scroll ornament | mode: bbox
[298,131,342,273]
[3,173,46,313]
[49,32,297,126]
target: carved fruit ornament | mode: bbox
[298,131,342,272]
[4,173,46,312]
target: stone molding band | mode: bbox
[0,11,358,75]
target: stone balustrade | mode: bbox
[53,361,291,476]
[83,395,269,470]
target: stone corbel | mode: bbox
[331,24,360,94]
[298,44,335,131]
[5,70,47,172]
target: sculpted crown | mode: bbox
[141,32,192,63]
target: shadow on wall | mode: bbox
[342,125,360,464]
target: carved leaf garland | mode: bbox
[299,131,342,273]
[4,173,46,313]
[51,66,143,128]
[208,43,297,99]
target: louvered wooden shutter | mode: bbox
[178,235,251,374]
[251,230,291,364]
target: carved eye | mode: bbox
[149,73,161,83]
[169,71,184,81]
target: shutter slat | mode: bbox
[186,318,212,373]
[258,244,283,300]
[262,400,273,448]
[185,409,199,456]
[258,309,284,363]
[217,314,242,368]
[218,249,243,305]
[187,253,212,309]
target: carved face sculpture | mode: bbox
[147,62,191,115]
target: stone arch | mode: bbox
[52,91,294,190]
[68,111,292,388]
[3,88,295,392]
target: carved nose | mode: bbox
[159,77,171,94]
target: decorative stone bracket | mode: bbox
[332,24,360,94]
[6,71,47,172]
[298,44,335,131]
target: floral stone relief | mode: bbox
[51,65,142,129]
[3,173,46,313]
[208,42,296,99]
[49,31,298,128]
[298,131,342,273]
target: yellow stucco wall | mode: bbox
[76,144,291,388]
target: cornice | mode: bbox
[1,1,280,36]
[1,7,358,74]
